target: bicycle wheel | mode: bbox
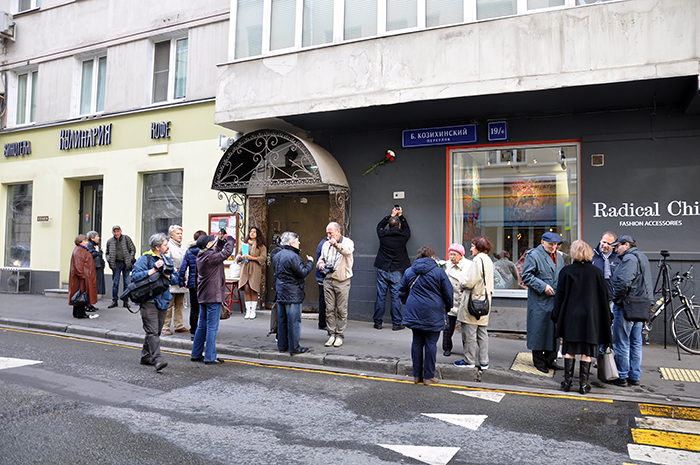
[672,303,700,355]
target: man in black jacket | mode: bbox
[373,206,411,330]
[272,231,315,355]
[610,234,652,387]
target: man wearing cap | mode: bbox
[610,234,652,387]
[105,225,136,310]
[521,231,566,373]
[373,206,411,330]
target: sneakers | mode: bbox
[291,347,310,355]
[333,337,344,347]
[88,314,99,319]
[454,360,475,368]
[480,364,489,370]
[325,336,336,347]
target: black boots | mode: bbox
[579,360,591,394]
[560,358,575,392]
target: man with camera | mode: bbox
[318,222,354,347]
[131,233,179,372]
[373,205,411,331]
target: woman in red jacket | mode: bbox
[69,234,99,319]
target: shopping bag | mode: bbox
[597,348,619,382]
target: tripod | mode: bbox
[651,250,682,360]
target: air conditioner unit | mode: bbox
[0,12,15,41]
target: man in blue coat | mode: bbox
[522,231,566,373]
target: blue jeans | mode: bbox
[410,328,440,379]
[112,262,131,303]
[373,269,403,327]
[612,303,643,381]
[277,303,302,353]
[191,303,221,362]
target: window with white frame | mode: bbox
[344,0,377,40]
[16,70,37,125]
[387,0,417,31]
[5,183,32,268]
[152,37,188,103]
[302,0,334,47]
[449,143,578,295]
[18,0,41,13]
[80,56,106,115]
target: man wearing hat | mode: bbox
[105,225,136,309]
[521,231,566,373]
[610,234,652,387]
[372,206,411,330]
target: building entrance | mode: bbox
[79,180,103,236]
[265,193,329,307]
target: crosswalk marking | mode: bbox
[638,404,700,421]
[378,445,460,465]
[422,413,487,431]
[0,356,42,370]
[635,416,700,435]
[631,428,700,452]
[451,390,505,403]
[628,444,700,465]
[659,367,700,383]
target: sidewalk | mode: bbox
[1,293,698,406]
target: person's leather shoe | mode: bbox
[290,347,310,355]
[140,359,152,366]
[108,302,118,309]
[162,329,173,336]
[414,377,423,384]
[190,357,204,362]
[392,325,406,331]
[443,350,451,357]
[175,328,189,333]
[548,363,565,371]
[535,365,549,374]
[373,324,382,330]
[423,378,440,385]
[205,359,225,365]
[628,379,640,386]
[608,378,628,387]
[155,361,167,372]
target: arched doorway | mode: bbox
[211,129,349,308]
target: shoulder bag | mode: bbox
[120,256,173,305]
[467,259,489,320]
[70,279,90,306]
[622,255,651,322]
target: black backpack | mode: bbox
[120,255,173,306]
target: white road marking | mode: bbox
[451,390,505,403]
[636,416,700,435]
[628,444,700,465]
[378,444,460,465]
[422,413,487,430]
[0,357,42,370]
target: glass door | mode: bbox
[79,180,103,236]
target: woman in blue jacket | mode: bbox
[400,246,453,385]
[178,230,207,340]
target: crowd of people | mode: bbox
[67,209,651,388]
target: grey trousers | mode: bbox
[461,323,489,366]
[324,278,351,338]
[140,301,167,365]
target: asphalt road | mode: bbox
[0,327,692,465]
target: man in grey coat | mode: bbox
[521,231,566,373]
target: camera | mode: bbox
[161,261,174,278]
[219,227,227,235]
[320,264,334,277]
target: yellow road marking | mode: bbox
[1,326,611,402]
[660,367,700,383]
[631,428,700,452]
[639,404,700,421]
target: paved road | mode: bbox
[1,328,698,464]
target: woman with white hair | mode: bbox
[163,224,188,336]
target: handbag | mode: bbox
[221,304,232,320]
[597,347,619,382]
[70,280,90,306]
[621,255,651,322]
[467,260,489,320]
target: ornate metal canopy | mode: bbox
[212,129,347,195]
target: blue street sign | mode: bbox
[488,121,508,141]
[402,124,477,148]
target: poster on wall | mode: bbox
[504,176,556,226]
[208,213,239,255]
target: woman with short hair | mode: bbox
[68,234,99,319]
[552,239,612,394]
[400,246,453,385]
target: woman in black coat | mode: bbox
[552,240,612,394]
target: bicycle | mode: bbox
[644,261,700,355]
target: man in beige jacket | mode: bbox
[317,222,354,348]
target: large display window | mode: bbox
[449,142,579,297]
[141,171,183,253]
[4,183,32,267]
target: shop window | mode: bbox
[344,0,378,40]
[450,143,578,295]
[426,0,463,28]
[302,0,334,47]
[18,0,41,12]
[80,56,107,115]
[141,171,183,253]
[235,0,264,59]
[16,70,37,125]
[387,0,417,31]
[152,37,188,103]
[5,183,32,268]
